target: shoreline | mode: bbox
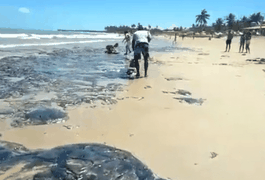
[1,36,265,179]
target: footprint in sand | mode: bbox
[144,85,152,89]
[131,96,144,101]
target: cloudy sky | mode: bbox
[0,0,264,30]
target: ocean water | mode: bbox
[0,28,182,84]
[0,28,186,126]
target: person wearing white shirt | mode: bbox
[132,27,152,77]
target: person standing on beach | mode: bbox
[132,26,152,77]
[239,33,245,53]
[172,33,177,44]
[182,34,185,40]
[225,30,233,52]
[245,31,251,53]
[122,31,132,55]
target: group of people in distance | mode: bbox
[239,31,251,53]
[105,27,152,78]
[225,30,252,53]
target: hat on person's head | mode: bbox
[124,31,128,34]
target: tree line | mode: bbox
[194,9,264,32]
[104,10,264,33]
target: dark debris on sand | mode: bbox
[174,97,205,105]
[162,89,192,96]
[165,77,184,81]
[0,141,166,180]
[0,54,125,127]
[162,88,205,105]
[10,107,68,128]
[246,58,265,64]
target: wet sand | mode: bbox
[1,36,265,179]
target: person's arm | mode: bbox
[122,37,126,43]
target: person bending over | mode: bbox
[132,27,152,77]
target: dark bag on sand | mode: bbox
[129,59,136,68]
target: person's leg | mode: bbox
[228,41,231,52]
[239,44,242,53]
[127,45,130,54]
[143,45,149,77]
[134,50,141,76]
[128,44,131,53]
[225,41,228,52]
[242,43,244,53]
[125,45,128,55]
[143,53,149,77]
[246,44,250,53]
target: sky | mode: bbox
[0,0,264,31]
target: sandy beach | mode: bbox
[1,35,265,180]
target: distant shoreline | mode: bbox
[57,29,108,33]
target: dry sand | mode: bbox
[1,36,265,180]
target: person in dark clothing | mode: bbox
[105,43,119,54]
[225,30,233,52]
[239,33,245,53]
[245,31,251,53]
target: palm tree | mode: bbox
[240,16,250,28]
[250,12,264,24]
[131,24,136,28]
[196,9,210,27]
[148,25,151,29]
[226,13,236,28]
[241,16,249,22]
[215,18,223,31]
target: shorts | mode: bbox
[134,43,149,59]
[226,40,231,44]
[246,40,250,46]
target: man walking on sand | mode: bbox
[132,26,152,77]
[225,30,233,52]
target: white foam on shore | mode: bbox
[0,33,28,38]
[0,33,123,39]
[0,40,106,48]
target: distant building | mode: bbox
[243,20,265,35]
